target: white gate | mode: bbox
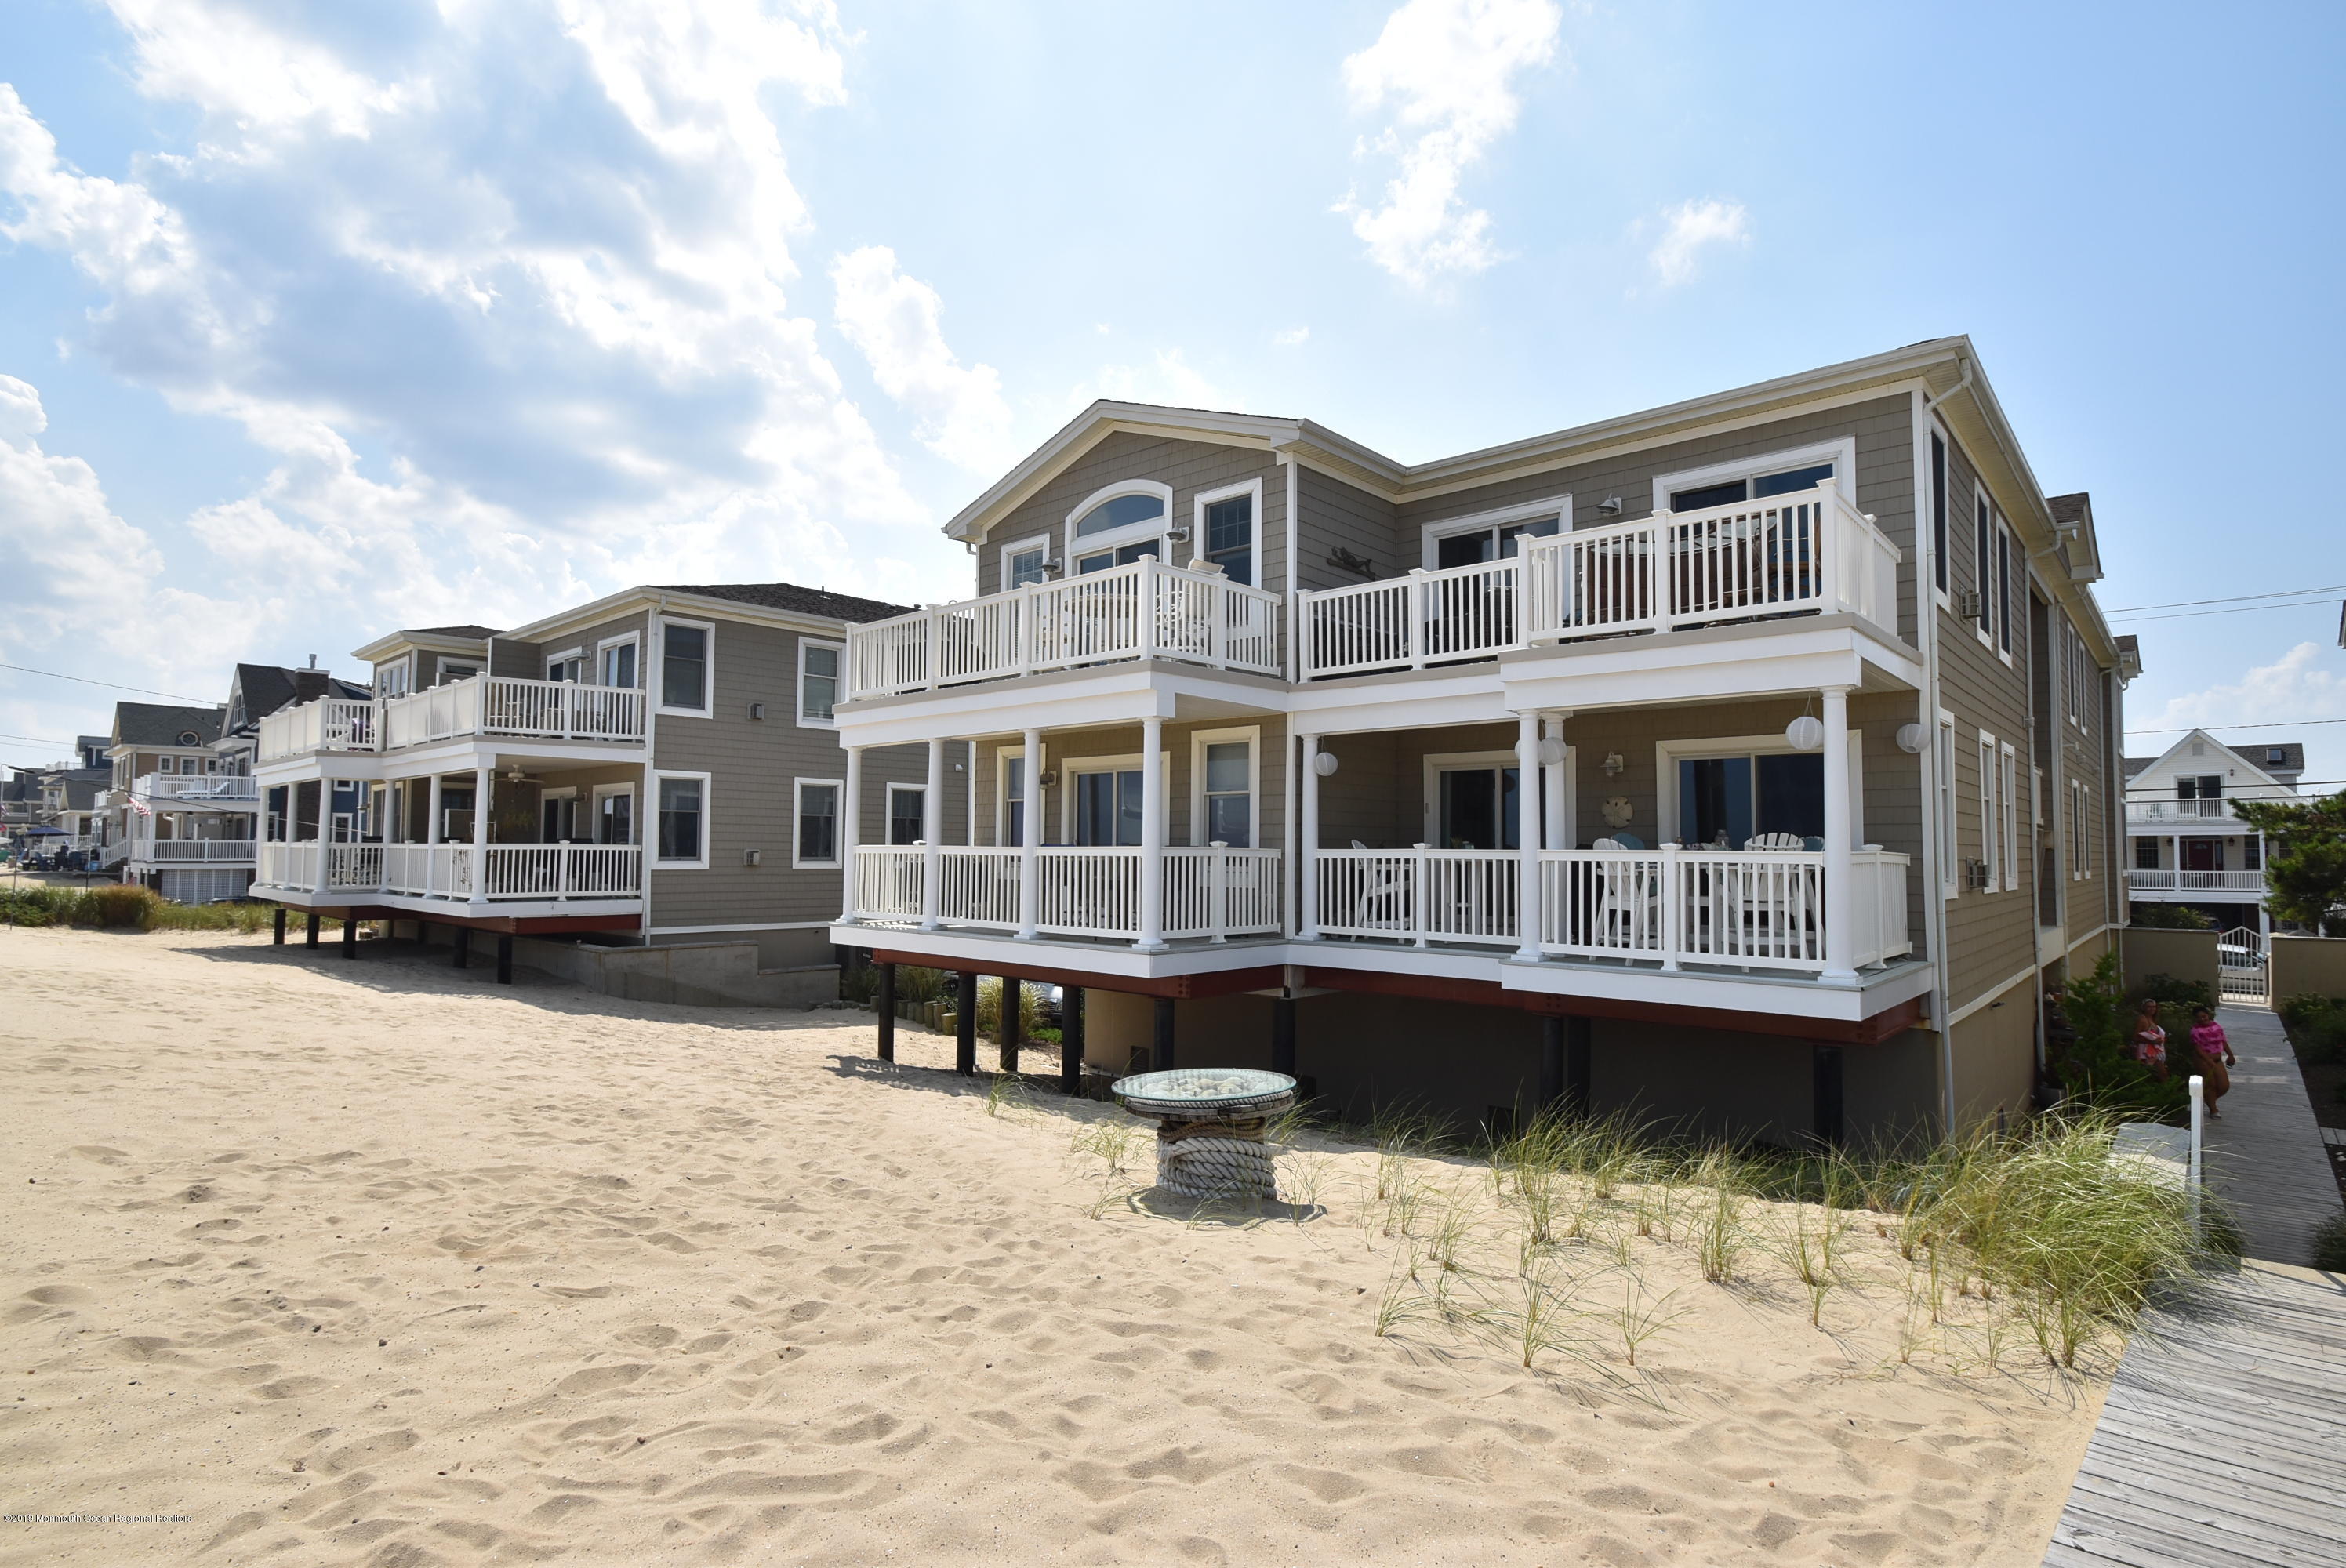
[2217,925,2266,1004]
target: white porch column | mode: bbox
[920,739,944,930]
[1513,711,1545,962]
[472,765,492,902]
[1136,716,1166,951]
[1017,728,1043,940]
[312,779,332,895]
[1821,686,1858,983]
[839,745,862,924]
[1299,732,1322,940]
[1542,711,1571,851]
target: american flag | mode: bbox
[130,797,151,818]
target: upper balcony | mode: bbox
[2126,797,2256,829]
[258,674,646,763]
[847,557,1282,702]
[1300,480,1900,679]
[134,773,260,807]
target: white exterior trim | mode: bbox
[884,779,927,848]
[596,631,641,691]
[998,532,1051,591]
[1056,749,1170,845]
[1941,964,2036,1030]
[1650,437,1856,514]
[1186,724,1262,848]
[1191,477,1262,583]
[1653,730,1865,848]
[651,920,837,935]
[652,768,712,870]
[652,615,716,719]
[1420,748,1519,848]
[1417,492,1571,569]
[792,776,844,869]
[797,636,843,728]
[1063,478,1175,568]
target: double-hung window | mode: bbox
[1999,743,2021,891]
[1937,716,1958,898]
[2069,779,2090,880]
[794,779,841,868]
[659,621,710,713]
[598,638,638,690]
[1977,732,2000,891]
[1930,431,1949,597]
[798,639,841,726]
[1002,535,1050,590]
[656,774,707,866]
[1200,740,1252,846]
[1000,752,1028,845]
[1195,481,1258,586]
[888,784,925,846]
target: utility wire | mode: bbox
[0,733,73,746]
[2107,602,2344,625]
[2101,584,2346,614]
[2125,718,2346,734]
[0,662,212,703]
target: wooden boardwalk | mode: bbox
[2042,1261,2346,1567]
[2042,1005,2346,1566]
[2199,1005,2341,1269]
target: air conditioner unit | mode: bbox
[1956,590,1983,622]
[1963,859,1992,891]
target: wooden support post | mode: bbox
[876,962,896,1063]
[1059,987,1084,1096]
[1000,976,1021,1076]
[955,970,978,1076]
[496,934,514,985]
[304,911,320,949]
[1272,996,1297,1077]
[341,915,358,960]
[1153,996,1176,1073]
[272,906,286,946]
[1812,1044,1846,1150]
[452,926,470,970]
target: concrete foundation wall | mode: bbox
[2269,935,2346,1004]
[2122,927,2220,998]
[1077,986,1941,1146]
[410,922,835,1008]
[1946,980,2037,1133]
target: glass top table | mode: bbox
[1110,1069,1297,1120]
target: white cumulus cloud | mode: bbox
[830,245,1016,474]
[1335,0,1560,290]
[1647,198,1751,288]
[2148,642,2346,735]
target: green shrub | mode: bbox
[975,976,1046,1041]
[2315,1214,2346,1274]
[2049,951,2190,1122]
[0,887,59,926]
[2130,902,2213,930]
[2278,993,2334,1029]
[86,884,162,928]
[2136,972,2215,1012]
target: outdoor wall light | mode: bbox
[1597,495,1625,515]
[1601,751,1625,776]
[1785,715,1825,751]
[1038,771,1059,787]
[749,702,766,720]
[1312,751,1339,778]
[743,848,762,867]
[1896,722,1926,753]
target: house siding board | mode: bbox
[1295,465,1402,593]
[971,432,1286,597]
[968,717,1288,851]
[648,617,965,931]
[1392,397,1920,641]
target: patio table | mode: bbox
[1111,1068,1295,1200]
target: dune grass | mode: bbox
[0,883,309,935]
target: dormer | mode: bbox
[350,625,499,697]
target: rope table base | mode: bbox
[1156,1122,1280,1200]
[1112,1068,1298,1203]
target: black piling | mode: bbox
[496,934,514,985]
[1152,996,1176,1073]
[1000,976,1021,1075]
[954,971,978,1076]
[272,906,286,946]
[876,962,896,1063]
[1059,986,1084,1095]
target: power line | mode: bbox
[0,733,73,746]
[2101,585,2346,614]
[2125,718,2346,734]
[2107,601,2343,625]
[0,662,212,704]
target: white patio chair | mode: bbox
[1743,831,1803,851]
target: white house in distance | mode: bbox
[2123,728,2302,934]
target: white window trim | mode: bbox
[1937,710,1959,899]
[1928,422,1953,611]
[1654,731,1865,849]
[652,769,711,869]
[1192,478,1262,580]
[797,636,844,729]
[1651,437,1857,515]
[596,632,642,690]
[2070,778,2092,881]
[652,615,716,718]
[591,782,637,845]
[1056,750,1171,845]
[993,742,1030,847]
[1422,749,1522,848]
[2000,742,2021,893]
[1063,479,1175,567]
[438,659,480,686]
[544,647,586,681]
[1977,731,1999,892]
[793,776,844,869]
[1418,493,1573,570]
[1994,517,2015,667]
[884,780,928,848]
[1188,725,1261,848]
[376,653,415,698]
[999,532,1051,592]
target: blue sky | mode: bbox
[3,0,2343,782]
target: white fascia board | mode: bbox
[262,887,643,920]
[1497,626,1916,713]
[830,923,1287,981]
[499,586,853,647]
[1284,669,1515,737]
[254,737,643,786]
[350,630,491,664]
[1491,954,1934,1024]
[833,662,1287,749]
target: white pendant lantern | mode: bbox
[1896,722,1926,754]
[1785,715,1825,752]
[1312,750,1339,778]
[1534,737,1566,767]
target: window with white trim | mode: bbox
[794,779,841,867]
[439,659,479,685]
[1194,480,1258,586]
[1977,731,1999,892]
[1001,534,1050,590]
[594,783,634,846]
[1065,481,1172,574]
[657,620,712,714]
[1930,430,1949,598]
[1937,715,1959,898]
[597,636,639,690]
[798,638,841,727]
[1656,439,1854,516]
[2069,779,2091,880]
[1999,742,2021,891]
[1189,728,1258,847]
[997,747,1028,846]
[887,782,925,847]
[654,772,709,866]
[376,659,412,698]
[547,650,586,683]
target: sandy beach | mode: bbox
[0,928,2102,1566]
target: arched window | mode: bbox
[1063,481,1172,575]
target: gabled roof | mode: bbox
[2124,728,2295,794]
[2044,492,2104,583]
[111,702,225,749]
[2228,739,2304,774]
[652,583,916,625]
[407,624,501,640]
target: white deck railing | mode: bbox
[135,838,258,864]
[2125,869,2266,893]
[254,842,641,902]
[847,558,1283,700]
[2127,799,2244,824]
[850,844,1282,942]
[134,774,260,804]
[1297,480,1903,679]
[257,677,645,760]
[1313,844,1910,974]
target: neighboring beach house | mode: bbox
[2122,728,2301,935]
[247,586,964,1002]
[101,701,252,899]
[827,337,2134,1142]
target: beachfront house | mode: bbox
[2122,728,2301,935]
[98,702,249,898]
[826,338,2135,1142]
[246,587,965,1001]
